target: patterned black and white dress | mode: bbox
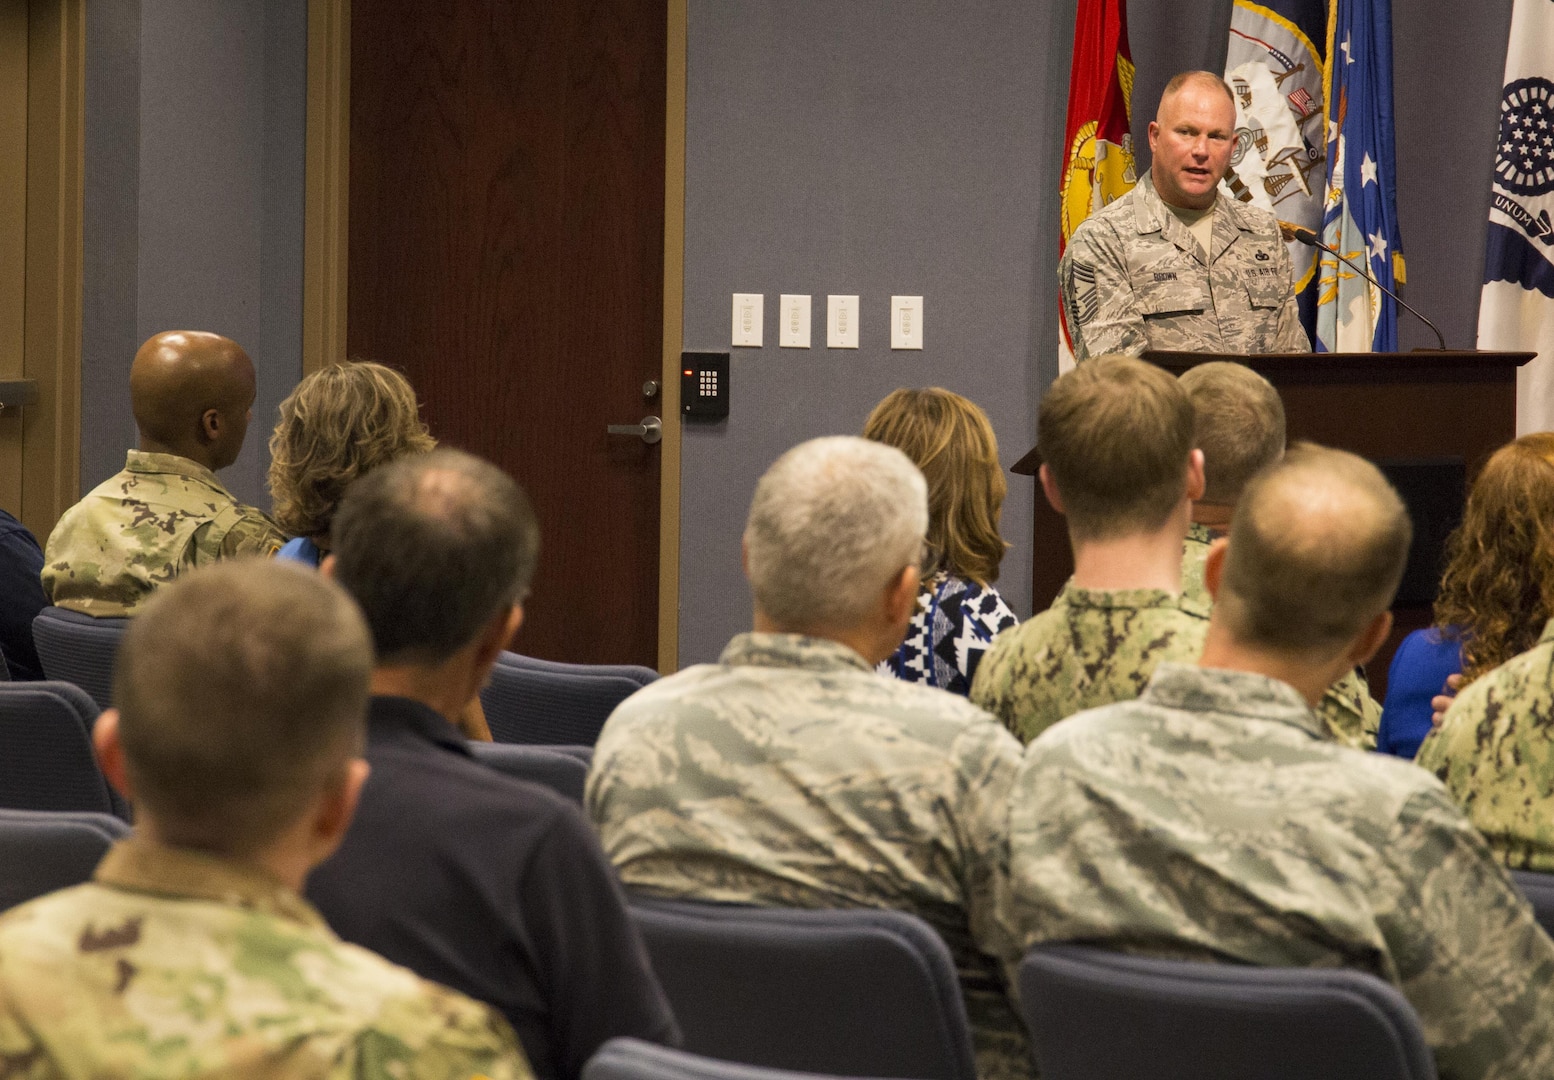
[878,570,1019,697]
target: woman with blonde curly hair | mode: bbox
[863,387,1018,695]
[269,361,435,566]
[1377,431,1554,757]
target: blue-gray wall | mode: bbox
[83,0,307,508]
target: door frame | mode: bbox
[302,0,686,672]
[0,0,85,542]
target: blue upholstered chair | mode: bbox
[32,606,129,711]
[1512,869,1554,937]
[480,651,649,745]
[1017,943,1436,1080]
[0,681,128,819]
[628,897,977,1080]
[0,808,130,911]
[584,1038,903,1080]
[468,740,589,804]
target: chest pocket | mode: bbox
[1242,258,1287,310]
[1133,275,1209,319]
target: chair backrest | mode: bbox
[1511,869,1554,937]
[501,651,659,687]
[0,808,130,912]
[585,1038,900,1080]
[0,682,129,819]
[468,741,589,804]
[32,607,130,710]
[629,897,977,1080]
[1017,944,1437,1080]
[481,657,645,745]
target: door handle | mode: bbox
[606,415,663,444]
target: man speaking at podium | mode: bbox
[1060,71,1311,361]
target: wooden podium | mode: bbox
[1012,350,1534,695]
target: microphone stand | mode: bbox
[1282,225,1448,350]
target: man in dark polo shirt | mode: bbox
[306,448,678,1080]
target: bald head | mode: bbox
[1219,444,1410,654]
[130,331,256,470]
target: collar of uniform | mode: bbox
[1056,579,1210,619]
[367,693,471,756]
[123,450,230,496]
[94,836,329,929]
[719,632,874,675]
[1132,174,1256,238]
[1143,661,1327,739]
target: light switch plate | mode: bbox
[827,294,859,349]
[779,294,811,348]
[732,293,763,347]
[891,295,923,350]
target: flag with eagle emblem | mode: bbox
[1056,0,1136,373]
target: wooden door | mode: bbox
[348,0,667,666]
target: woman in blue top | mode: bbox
[863,387,1019,696]
[268,361,436,567]
[1380,432,1554,757]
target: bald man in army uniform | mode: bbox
[42,330,284,616]
[1060,71,1310,360]
[1002,446,1554,1080]
[0,560,530,1079]
[588,436,1031,1080]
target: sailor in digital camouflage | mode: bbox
[1177,362,1381,749]
[588,437,1031,1080]
[1001,446,1554,1080]
[43,330,284,616]
[1059,72,1309,361]
[970,355,1205,743]
[1417,617,1554,873]
[0,561,531,1080]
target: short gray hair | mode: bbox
[745,436,928,629]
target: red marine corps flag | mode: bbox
[1057,0,1137,374]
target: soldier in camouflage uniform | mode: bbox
[1001,446,1554,1080]
[0,561,530,1079]
[971,356,1206,742]
[1059,72,1310,361]
[1417,619,1554,872]
[1177,362,1381,749]
[588,437,1031,1080]
[42,331,284,616]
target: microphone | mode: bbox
[1280,224,1447,350]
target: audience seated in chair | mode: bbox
[1400,433,1554,763]
[1178,361,1381,749]
[41,331,284,616]
[588,435,1031,1080]
[1417,436,1554,872]
[998,444,1554,1080]
[268,359,436,568]
[863,388,1018,697]
[0,509,47,680]
[970,355,1206,743]
[0,560,529,1078]
[306,448,677,1080]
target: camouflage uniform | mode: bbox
[1001,662,1554,1080]
[42,450,285,616]
[1418,618,1554,873]
[0,838,531,1080]
[969,582,1210,744]
[587,633,1031,1080]
[1059,174,1311,360]
[1181,522,1381,749]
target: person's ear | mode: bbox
[885,564,920,627]
[1186,448,1206,502]
[308,758,370,867]
[1039,464,1066,515]
[1147,119,1161,154]
[741,535,751,578]
[1346,610,1394,668]
[473,604,523,674]
[199,407,221,445]
[1203,537,1229,602]
[92,709,133,801]
[319,553,337,579]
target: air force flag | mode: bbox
[1478,0,1554,433]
